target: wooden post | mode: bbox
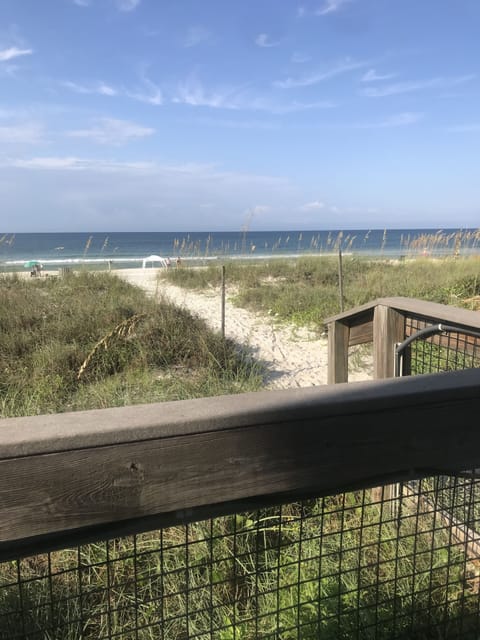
[327,320,350,384]
[373,305,405,379]
[372,304,405,508]
[221,265,226,338]
[338,248,344,312]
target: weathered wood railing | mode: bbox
[325,296,480,383]
[1,367,480,562]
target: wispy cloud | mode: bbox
[182,116,281,130]
[126,75,163,105]
[72,0,139,8]
[114,0,141,11]
[315,0,352,16]
[182,26,211,48]
[255,33,280,48]
[173,79,242,109]
[66,118,155,144]
[356,112,423,128]
[274,58,367,89]
[270,100,335,114]
[361,68,396,82]
[0,47,33,62]
[310,112,423,130]
[7,157,156,171]
[0,122,44,144]
[63,80,118,96]
[63,75,162,105]
[301,200,325,210]
[3,156,298,231]
[361,74,476,97]
[173,77,334,113]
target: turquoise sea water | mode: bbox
[1,229,479,270]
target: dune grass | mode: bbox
[163,256,480,330]
[0,271,263,418]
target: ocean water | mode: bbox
[0,229,479,270]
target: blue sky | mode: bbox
[1,0,479,231]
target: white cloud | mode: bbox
[270,100,335,113]
[183,116,281,130]
[173,79,238,108]
[126,75,163,105]
[67,118,155,144]
[301,200,325,210]
[255,34,280,48]
[2,156,299,231]
[173,78,334,113]
[0,122,44,144]
[361,74,475,97]
[7,157,155,171]
[357,112,424,128]
[63,80,118,96]
[182,26,211,48]
[114,0,141,11]
[72,0,141,10]
[274,58,367,88]
[0,47,33,62]
[63,76,162,105]
[361,69,396,82]
[316,0,352,16]
[97,82,117,96]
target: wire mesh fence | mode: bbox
[404,317,480,375]
[2,310,480,639]
[2,480,480,640]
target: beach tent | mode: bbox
[142,255,168,269]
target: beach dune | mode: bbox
[116,268,373,389]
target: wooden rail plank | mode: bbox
[349,321,373,346]
[1,368,480,553]
[325,297,480,332]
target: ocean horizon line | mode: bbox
[1,228,479,270]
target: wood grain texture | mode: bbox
[1,368,480,552]
[327,320,350,383]
[373,305,405,379]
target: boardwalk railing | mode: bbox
[2,297,480,638]
[325,296,480,382]
[2,362,480,637]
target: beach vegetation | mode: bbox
[0,271,263,418]
[162,256,480,330]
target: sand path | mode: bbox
[117,268,372,389]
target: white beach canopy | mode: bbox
[142,255,168,269]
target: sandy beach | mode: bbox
[116,268,372,389]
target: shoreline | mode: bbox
[2,250,479,274]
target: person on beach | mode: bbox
[166,257,172,268]
[176,256,182,268]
